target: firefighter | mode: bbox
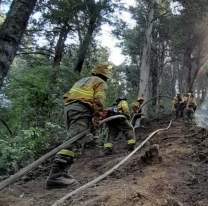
[103,97,136,155]
[183,92,197,127]
[173,92,183,118]
[131,97,145,127]
[132,97,144,114]
[45,63,112,189]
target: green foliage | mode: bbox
[0,64,82,176]
[0,125,52,178]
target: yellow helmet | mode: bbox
[137,97,144,102]
[91,63,112,79]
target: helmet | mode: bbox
[177,92,180,95]
[137,97,144,102]
[116,96,126,103]
[91,63,112,79]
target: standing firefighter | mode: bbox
[183,92,197,127]
[131,97,145,127]
[45,63,112,189]
[104,97,136,155]
[173,92,183,118]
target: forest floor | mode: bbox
[1,114,208,206]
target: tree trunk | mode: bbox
[74,17,97,73]
[177,63,182,94]
[172,61,177,96]
[53,23,71,67]
[151,42,158,113]
[182,47,193,94]
[157,42,165,113]
[138,0,156,116]
[201,89,206,105]
[0,0,37,91]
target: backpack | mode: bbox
[101,107,112,120]
[101,106,117,120]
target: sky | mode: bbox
[97,0,136,65]
[1,0,181,66]
[100,0,182,66]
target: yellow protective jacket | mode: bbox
[117,100,131,119]
[63,76,107,131]
[183,97,197,108]
[131,102,140,114]
[173,96,182,105]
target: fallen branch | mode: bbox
[51,117,175,206]
[0,128,90,191]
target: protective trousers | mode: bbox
[104,118,135,150]
[46,102,92,189]
[56,102,92,162]
[175,104,183,117]
[183,107,195,127]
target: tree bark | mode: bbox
[0,0,37,91]
[138,0,156,116]
[53,23,71,67]
[151,42,158,113]
[182,46,193,94]
[74,17,97,73]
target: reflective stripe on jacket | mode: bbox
[63,76,107,130]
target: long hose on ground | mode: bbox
[0,115,126,191]
[51,117,175,206]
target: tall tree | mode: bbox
[74,0,120,73]
[138,0,156,115]
[0,0,37,91]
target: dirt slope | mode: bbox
[1,116,208,206]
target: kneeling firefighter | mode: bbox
[45,63,112,189]
[103,97,136,155]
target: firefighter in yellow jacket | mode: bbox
[132,97,144,115]
[104,97,136,155]
[173,92,183,118]
[45,63,112,189]
[131,97,145,127]
[183,92,197,127]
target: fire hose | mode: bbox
[51,117,175,206]
[0,115,126,191]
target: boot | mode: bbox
[63,168,75,179]
[45,163,76,189]
[127,144,135,152]
[104,147,113,155]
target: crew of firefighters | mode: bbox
[45,63,198,189]
[173,91,197,126]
